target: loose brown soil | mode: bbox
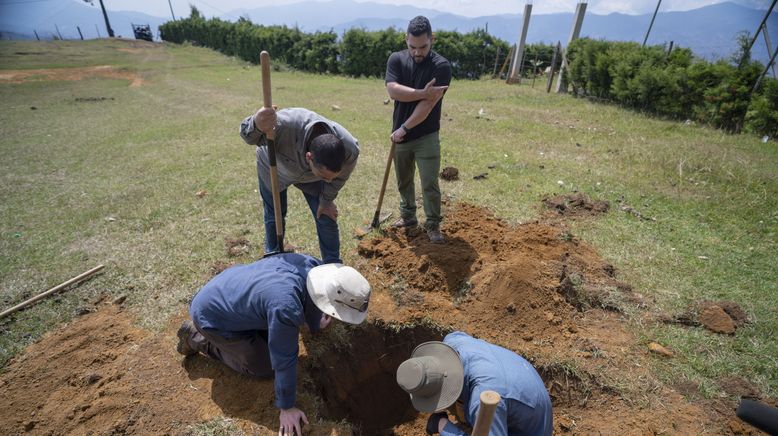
[440,166,459,181]
[543,193,610,217]
[0,203,760,435]
[0,65,143,87]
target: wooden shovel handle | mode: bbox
[471,391,501,436]
[260,51,275,141]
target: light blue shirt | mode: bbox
[441,332,553,436]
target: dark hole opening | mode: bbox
[303,321,448,435]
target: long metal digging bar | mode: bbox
[260,51,284,254]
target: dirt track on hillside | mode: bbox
[0,202,764,435]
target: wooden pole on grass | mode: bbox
[471,391,501,436]
[0,265,105,320]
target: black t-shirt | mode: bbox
[385,49,452,142]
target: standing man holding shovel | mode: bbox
[240,53,360,264]
[385,15,451,244]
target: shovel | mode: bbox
[355,141,395,238]
[260,51,285,254]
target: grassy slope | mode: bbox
[0,39,776,399]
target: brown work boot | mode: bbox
[391,217,418,228]
[426,226,445,244]
[176,320,197,357]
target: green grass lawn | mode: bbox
[1,39,776,399]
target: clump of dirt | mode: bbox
[225,236,250,257]
[440,166,459,181]
[660,300,749,334]
[543,193,610,217]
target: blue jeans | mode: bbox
[258,176,341,264]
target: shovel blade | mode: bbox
[354,212,392,238]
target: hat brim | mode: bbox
[408,342,464,412]
[307,263,368,325]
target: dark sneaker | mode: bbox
[391,217,418,228]
[427,227,445,244]
[176,320,197,357]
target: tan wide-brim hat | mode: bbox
[306,263,371,325]
[396,341,464,413]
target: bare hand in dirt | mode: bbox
[254,105,278,134]
[316,201,338,221]
[421,78,448,101]
[319,314,332,330]
[279,407,308,436]
[391,126,406,143]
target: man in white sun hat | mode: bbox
[176,252,371,436]
[397,331,552,436]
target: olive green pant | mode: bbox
[393,131,441,228]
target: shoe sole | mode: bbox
[176,322,197,356]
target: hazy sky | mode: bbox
[83,0,772,19]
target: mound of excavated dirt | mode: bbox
[543,193,610,217]
[355,203,716,434]
[0,203,750,435]
[0,305,346,435]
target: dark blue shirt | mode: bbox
[385,49,451,142]
[442,332,553,436]
[189,253,323,409]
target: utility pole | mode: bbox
[763,25,777,78]
[168,0,177,20]
[643,0,662,47]
[95,24,101,38]
[77,26,84,40]
[740,0,777,66]
[753,42,778,93]
[98,0,114,37]
[507,2,533,84]
[34,30,40,41]
[556,2,587,93]
[55,24,63,40]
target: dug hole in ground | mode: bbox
[0,201,764,435]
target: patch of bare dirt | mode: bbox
[543,193,610,217]
[0,305,346,435]
[719,376,762,399]
[224,236,251,257]
[0,65,144,87]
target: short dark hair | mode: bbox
[407,16,432,37]
[310,133,345,172]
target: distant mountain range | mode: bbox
[1,1,776,64]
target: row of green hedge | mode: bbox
[159,8,776,137]
[158,8,556,80]
[565,38,777,136]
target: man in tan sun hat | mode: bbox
[397,331,552,435]
[176,253,371,436]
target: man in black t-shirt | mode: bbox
[385,15,452,244]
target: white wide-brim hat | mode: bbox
[307,263,371,325]
[396,341,464,413]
